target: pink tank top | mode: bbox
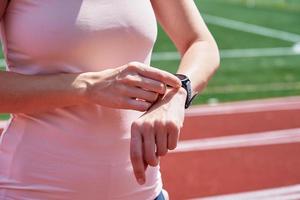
[0,1,162,199]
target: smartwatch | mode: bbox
[174,74,197,109]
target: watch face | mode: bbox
[175,74,188,81]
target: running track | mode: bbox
[161,96,300,199]
[1,97,300,199]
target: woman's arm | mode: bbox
[0,1,8,20]
[0,71,83,113]
[0,62,181,114]
[151,0,220,93]
[130,0,220,185]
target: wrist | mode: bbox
[163,87,187,104]
[71,72,92,104]
[148,87,186,113]
[73,70,116,105]
[176,86,188,98]
[173,73,197,108]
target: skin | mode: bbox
[130,0,220,185]
[0,0,220,186]
[0,0,8,19]
[0,62,181,113]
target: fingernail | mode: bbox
[138,178,145,185]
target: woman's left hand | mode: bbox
[130,87,187,185]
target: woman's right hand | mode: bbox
[75,62,181,111]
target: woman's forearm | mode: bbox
[0,71,85,114]
[150,0,220,97]
[176,39,220,96]
[0,62,182,114]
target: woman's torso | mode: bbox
[0,1,162,199]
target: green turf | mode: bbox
[152,0,300,105]
[196,90,300,105]
[223,0,300,13]
[1,0,300,120]
[196,0,300,34]
[154,24,292,52]
[0,114,9,120]
[152,55,300,104]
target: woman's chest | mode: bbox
[4,0,157,66]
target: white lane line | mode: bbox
[173,128,300,153]
[192,184,300,200]
[203,82,300,94]
[151,47,300,61]
[187,96,300,116]
[274,194,300,200]
[203,14,300,43]
[151,52,180,61]
[221,46,300,58]
[0,59,6,67]
[0,121,8,129]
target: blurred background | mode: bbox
[1,0,300,199]
[151,0,300,105]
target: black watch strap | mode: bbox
[174,74,197,109]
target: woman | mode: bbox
[0,0,219,199]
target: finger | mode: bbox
[122,98,151,111]
[142,123,159,167]
[154,122,168,157]
[130,125,146,185]
[134,76,166,95]
[119,85,159,102]
[122,74,166,94]
[143,159,148,171]
[143,147,149,171]
[167,122,180,150]
[129,62,181,88]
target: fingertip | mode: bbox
[137,178,145,185]
[171,74,182,87]
[147,159,159,167]
[134,100,151,112]
[158,84,166,95]
[176,79,182,88]
[168,79,182,88]
[135,168,146,185]
[143,102,152,111]
[156,149,168,157]
[168,142,177,150]
[168,146,176,150]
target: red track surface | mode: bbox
[1,97,300,199]
[161,144,300,199]
[160,97,300,199]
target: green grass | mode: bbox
[1,0,300,120]
[223,0,300,13]
[152,55,300,104]
[152,0,300,105]
[0,114,9,120]
[155,24,292,52]
[196,0,300,34]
